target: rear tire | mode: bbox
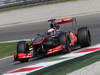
[77,27,91,48]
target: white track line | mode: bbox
[0,56,12,61]
[0,39,31,43]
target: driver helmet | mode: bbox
[47,28,56,36]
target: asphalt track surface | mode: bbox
[0,13,100,74]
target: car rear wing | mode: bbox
[48,17,77,25]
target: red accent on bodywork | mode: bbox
[55,18,74,24]
[76,48,100,53]
[69,32,77,46]
[18,53,27,58]
[47,45,63,54]
[9,66,44,73]
[32,41,43,45]
[17,53,32,59]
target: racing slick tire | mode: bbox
[77,27,91,48]
[17,41,29,63]
[59,32,71,53]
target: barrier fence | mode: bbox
[0,0,54,9]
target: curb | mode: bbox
[28,49,100,75]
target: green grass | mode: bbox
[43,53,100,75]
[0,0,78,13]
[0,42,17,59]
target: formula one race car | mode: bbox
[14,18,91,63]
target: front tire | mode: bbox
[20,58,29,63]
[17,41,29,53]
[17,41,29,63]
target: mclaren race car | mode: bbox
[14,18,91,63]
